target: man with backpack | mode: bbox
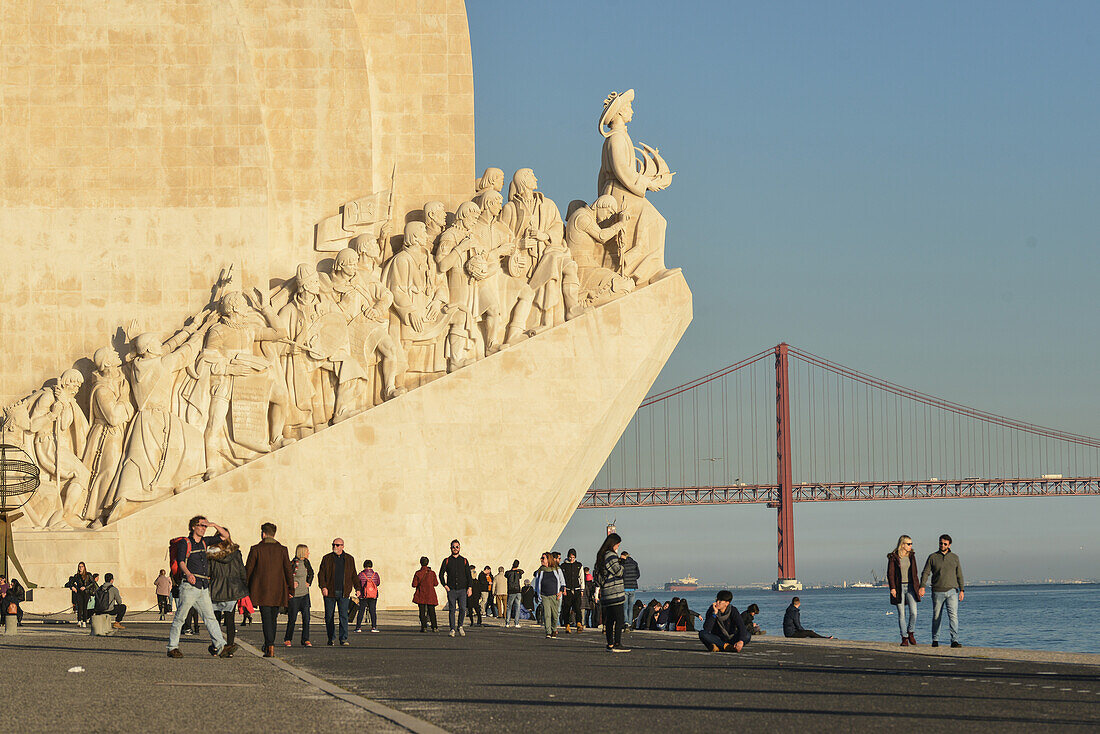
[167,515,235,658]
[93,573,127,630]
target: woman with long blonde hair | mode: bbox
[887,535,924,646]
[284,544,314,647]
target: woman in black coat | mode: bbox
[208,539,248,652]
[887,534,923,646]
[64,562,95,628]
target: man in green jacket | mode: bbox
[920,534,964,648]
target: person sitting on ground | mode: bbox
[783,597,833,639]
[520,579,536,616]
[656,600,673,630]
[699,590,750,652]
[636,599,660,629]
[741,603,765,635]
[673,598,702,631]
[630,598,645,628]
[95,572,127,630]
[2,578,26,626]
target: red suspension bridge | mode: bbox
[579,344,1100,590]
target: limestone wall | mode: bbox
[0,0,474,406]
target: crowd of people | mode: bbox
[49,517,965,657]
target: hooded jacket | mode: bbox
[207,542,249,604]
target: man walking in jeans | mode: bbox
[920,533,964,648]
[319,538,361,646]
[439,539,473,637]
[167,515,234,658]
[504,559,524,628]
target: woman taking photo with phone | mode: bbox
[887,534,923,646]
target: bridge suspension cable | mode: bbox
[589,343,1100,494]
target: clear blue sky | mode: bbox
[466,1,1100,586]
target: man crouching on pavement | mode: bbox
[699,590,751,652]
[167,515,237,658]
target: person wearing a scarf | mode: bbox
[699,590,751,652]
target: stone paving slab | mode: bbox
[234,611,1100,733]
[0,625,406,733]
[7,613,1100,732]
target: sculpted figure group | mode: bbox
[0,89,674,530]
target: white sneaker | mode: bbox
[449,629,456,637]
[458,627,466,637]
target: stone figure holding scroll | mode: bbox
[83,347,134,523]
[598,88,674,286]
[436,201,485,367]
[102,311,215,525]
[200,290,292,478]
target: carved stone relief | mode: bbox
[1,91,675,529]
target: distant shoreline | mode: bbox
[639,580,1100,593]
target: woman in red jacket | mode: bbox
[411,556,439,633]
[887,534,924,646]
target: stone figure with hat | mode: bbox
[598,88,675,286]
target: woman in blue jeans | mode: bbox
[284,544,314,646]
[887,535,923,646]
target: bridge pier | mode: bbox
[774,343,801,591]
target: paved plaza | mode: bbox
[4,612,1100,732]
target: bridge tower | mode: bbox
[773,343,801,591]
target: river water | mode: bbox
[639,583,1100,654]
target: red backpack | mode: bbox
[168,536,193,583]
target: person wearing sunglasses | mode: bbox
[319,538,362,646]
[887,535,923,646]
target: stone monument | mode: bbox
[0,2,691,611]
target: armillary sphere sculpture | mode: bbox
[0,443,40,587]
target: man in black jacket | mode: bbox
[620,551,640,621]
[783,597,832,639]
[504,560,524,628]
[439,539,473,637]
[699,590,750,652]
[560,548,585,633]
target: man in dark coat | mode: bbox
[439,538,473,636]
[619,550,640,620]
[245,522,294,657]
[318,537,361,646]
[783,597,832,639]
[699,590,750,651]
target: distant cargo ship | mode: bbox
[665,576,700,592]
